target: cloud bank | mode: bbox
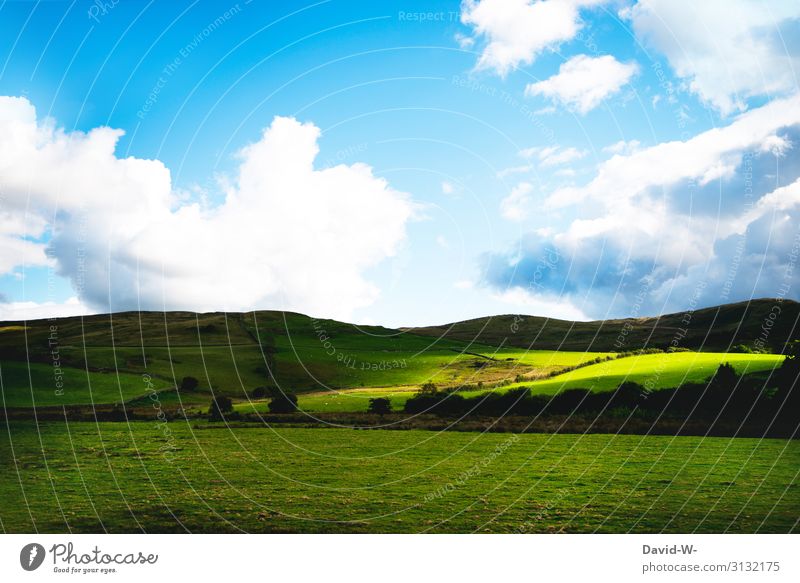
[628,0,800,114]
[0,97,415,320]
[484,94,800,318]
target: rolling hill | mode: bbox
[0,298,795,411]
[405,298,799,352]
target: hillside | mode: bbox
[0,299,795,409]
[405,299,799,352]
[0,310,607,404]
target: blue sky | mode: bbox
[0,0,798,326]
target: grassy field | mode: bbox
[1,420,797,533]
[230,352,785,414]
[484,352,786,396]
[0,311,612,399]
[0,361,173,408]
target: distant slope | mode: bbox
[1,299,796,409]
[0,311,606,403]
[404,299,800,352]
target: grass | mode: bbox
[0,362,172,408]
[0,308,613,408]
[233,352,785,414]
[1,420,797,533]
[489,352,785,397]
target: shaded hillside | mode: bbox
[0,310,575,400]
[405,299,800,352]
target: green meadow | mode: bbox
[1,421,797,533]
[481,352,785,396]
[233,351,784,414]
[1,306,797,534]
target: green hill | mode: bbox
[0,310,607,407]
[404,299,799,352]
[0,299,795,410]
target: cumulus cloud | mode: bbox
[602,139,641,155]
[519,144,587,166]
[492,287,590,320]
[0,297,93,321]
[545,93,800,209]
[525,54,639,113]
[483,94,800,318]
[0,97,415,320]
[460,0,607,76]
[497,164,533,179]
[628,0,800,114]
[500,182,534,221]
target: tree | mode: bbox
[180,376,199,392]
[773,342,800,418]
[251,386,268,399]
[368,397,392,416]
[613,381,647,408]
[418,382,437,395]
[710,363,738,390]
[268,388,298,413]
[208,395,233,421]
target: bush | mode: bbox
[208,395,233,421]
[710,363,738,389]
[418,382,438,395]
[268,388,298,413]
[368,397,392,415]
[547,389,592,414]
[180,376,199,392]
[731,344,754,353]
[251,386,268,399]
[612,382,647,408]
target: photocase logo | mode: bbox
[20,543,46,571]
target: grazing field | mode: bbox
[0,361,171,408]
[0,310,612,399]
[488,352,786,396]
[231,352,785,414]
[1,421,797,533]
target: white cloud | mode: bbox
[628,0,800,114]
[0,297,93,321]
[454,32,475,49]
[500,182,534,221]
[525,54,639,113]
[441,181,455,195]
[484,94,800,317]
[0,97,416,320]
[491,288,590,320]
[602,139,641,155]
[545,93,800,209]
[461,0,606,76]
[519,144,587,166]
[497,164,532,179]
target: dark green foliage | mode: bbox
[710,363,739,389]
[773,344,800,422]
[208,395,233,421]
[251,386,268,398]
[180,376,199,392]
[268,388,298,413]
[418,381,438,395]
[367,397,392,415]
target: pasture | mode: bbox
[1,421,796,533]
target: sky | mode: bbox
[0,0,798,327]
